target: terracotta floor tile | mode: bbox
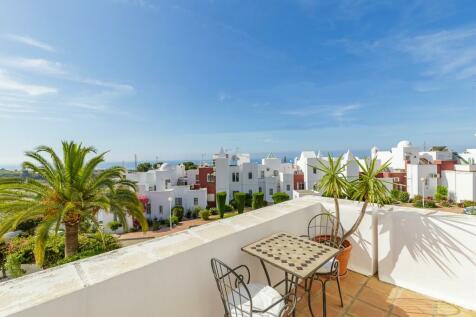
[392,298,435,316]
[435,302,476,317]
[348,300,387,317]
[345,271,369,285]
[357,286,393,311]
[366,277,400,297]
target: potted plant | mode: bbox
[313,155,390,277]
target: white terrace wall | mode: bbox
[1,197,475,316]
[378,207,476,311]
[0,197,329,317]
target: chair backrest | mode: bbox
[211,258,252,317]
[307,212,345,249]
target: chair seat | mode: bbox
[227,283,284,317]
[315,257,337,275]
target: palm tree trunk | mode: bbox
[64,222,80,258]
[333,195,341,238]
[343,201,368,241]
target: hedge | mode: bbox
[272,192,290,204]
[234,192,246,214]
[252,192,265,209]
[216,192,227,219]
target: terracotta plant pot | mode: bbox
[312,235,353,278]
[336,240,352,278]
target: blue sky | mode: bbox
[1,0,476,165]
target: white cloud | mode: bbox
[0,70,57,96]
[4,34,56,52]
[401,26,476,80]
[282,103,361,121]
[0,57,64,75]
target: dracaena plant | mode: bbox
[0,141,148,266]
[344,157,391,241]
[312,154,349,236]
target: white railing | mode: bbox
[0,196,475,317]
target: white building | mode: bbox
[406,163,438,198]
[295,151,326,191]
[372,140,420,171]
[214,149,295,203]
[127,163,207,221]
[441,164,476,202]
[295,150,359,191]
[459,148,476,164]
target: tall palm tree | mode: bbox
[0,141,148,265]
[344,157,391,241]
[312,154,349,234]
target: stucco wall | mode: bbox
[378,207,476,311]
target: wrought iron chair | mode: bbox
[211,258,297,317]
[302,212,345,317]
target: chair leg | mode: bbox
[322,280,327,317]
[336,274,344,307]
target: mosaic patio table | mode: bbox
[242,232,340,317]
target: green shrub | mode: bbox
[413,199,437,208]
[245,193,252,207]
[169,215,179,226]
[4,233,120,276]
[108,220,122,232]
[199,210,210,220]
[5,252,24,277]
[216,192,227,219]
[210,207,218,215]
[399,191,410,203]
[152,218,160,231]
[172,206,184,222]
[390,189,401,201]
[413,195,423,202]
[0,242,6,278]
[224,204,233,212]
[252,192,265,209]
[234,192,246,214]
[272,192,290,204]
[463,200,475,208]
[435,185,448,202]
[192,206,202,219]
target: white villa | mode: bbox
[127,163,207,221]
[213,149,294,203]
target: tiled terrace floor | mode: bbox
[294,271,476,317]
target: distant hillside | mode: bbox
[0,168,22,178]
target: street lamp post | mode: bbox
[168,196,173,231]
[420,177,426,208]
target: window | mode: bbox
[146,203,151,215]
[269,188,273,195]
[165,179,171,189]
[299,183,305,190]
[207,173,216,182]
[207,194,215,202]
[153,185,157,191]
[261,171,265,178]
[277,184,281,192]
[194,197,198,205]
[232,172,240,182]
[313,167,317,174]
[159,205,163,214]
[248,190,252,195]
[286,184,291,191]
[259,187,262,193]
[175,197,182,206]
[248,172,252,179]
[273,170,278,177]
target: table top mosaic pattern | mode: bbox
[242,232,340,279]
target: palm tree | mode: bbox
[312,154,349,234]
[0,141,148,265]
[344,157,391,241]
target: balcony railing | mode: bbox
[0,197,475,316]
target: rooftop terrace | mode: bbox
[0,196,475,317]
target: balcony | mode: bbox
[0,197,475,316]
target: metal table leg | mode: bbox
[260,259,271,286]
